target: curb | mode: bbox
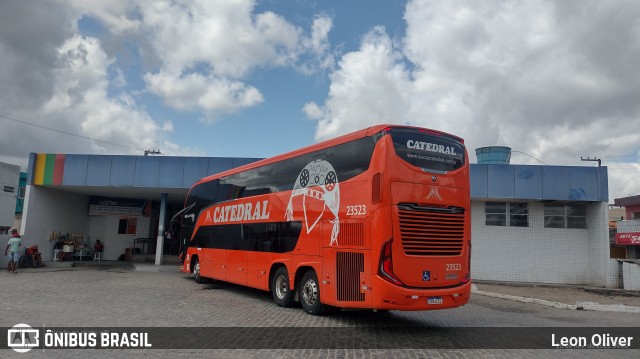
[133,263,180,273]
[472,288,640,314]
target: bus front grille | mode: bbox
[336,251,365,302]
[397,203,465,256]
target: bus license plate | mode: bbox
[427,297,443,305]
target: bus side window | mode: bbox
[276,156,309,191]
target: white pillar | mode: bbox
[155,193,168,265]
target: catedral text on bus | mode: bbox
[178,124,471,315]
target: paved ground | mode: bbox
[474,281,640,310]
[1,263,639,358]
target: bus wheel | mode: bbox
[300,270,323,315]
[272,267,294,307]
[193,258,204,284]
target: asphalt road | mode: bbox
[2,267,638,358]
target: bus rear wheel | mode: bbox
[272,267,294,307]
[300,270,323,315]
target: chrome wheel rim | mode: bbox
[275,275,288,299]
[302,279,318,306]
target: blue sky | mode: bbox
[79,0,408,159]
[1,0,639,201]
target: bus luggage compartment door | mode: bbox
[322,219,372,308]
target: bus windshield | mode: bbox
[389,128,465,173]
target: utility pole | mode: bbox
[580,157,601,167]
[144,149,162,156]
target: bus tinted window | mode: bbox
[276,156,309,192]
[323,136,376,181]
[390,129,465,173]
[224,164,276,198]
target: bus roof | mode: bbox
[191,124,462,187]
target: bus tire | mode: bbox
[300,270,323,315]
[192,258,204,284]
[271,267,294,307]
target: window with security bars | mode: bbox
[544,203,587,229]
[118,217,138,234]
[485,202,528,227]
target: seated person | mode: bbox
[94,240,104,253]
[53,237,66,260]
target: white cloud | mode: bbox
[305,0,640,201]
[0,0,334,166]
[144,71,264,115]
[0,0,174,166]
[304,27,412,139]
[44,34,166,154]
[109,0,334,118]
[64,0,140,35]
[297,15,335,75]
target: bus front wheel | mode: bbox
[192,258,204,284]
[271,267,294,307]
[300,270,323,315]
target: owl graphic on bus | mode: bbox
[285,159,340,246]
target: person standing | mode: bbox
[5,229,22,273]
[164,228,174,254]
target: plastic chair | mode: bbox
[62,245,74,261]
[53,249,62,262]
[93,251,101,261]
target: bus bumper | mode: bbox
[371,275,471,311]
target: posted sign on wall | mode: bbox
[89,196,148,216]
[615,232,640,245]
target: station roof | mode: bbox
[27,153,609,206]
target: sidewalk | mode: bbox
[9,260,178,273]
[473,281,640,313]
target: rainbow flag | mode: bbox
[33,154,65,185]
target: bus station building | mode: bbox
[3,152,622,288]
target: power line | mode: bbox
[0,113,145,152]
[603,155,640,160]
[510,150,549,165]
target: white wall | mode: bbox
[89,215,151,261]
[18,185,90,263]
[471,201,610,286]
[0,162,20,230]
[587,202,611,287]
[622,262,640,291]
[17,185,153,263]
[608,259,622,289]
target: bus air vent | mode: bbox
[336,221,365,247]
[397,203,465,256]
[336,251,365,302]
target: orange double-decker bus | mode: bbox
[179,124,471,314]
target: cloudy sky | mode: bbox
[1,0,639,202]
